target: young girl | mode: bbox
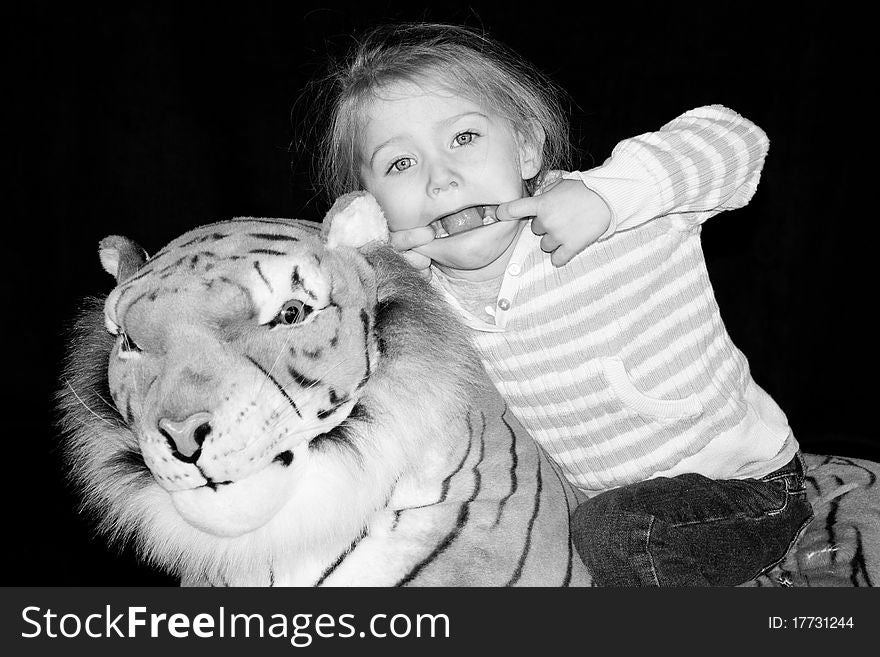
[314,23,813,586]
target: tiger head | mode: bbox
[60,193,485,583]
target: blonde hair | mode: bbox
[312,23,572,202]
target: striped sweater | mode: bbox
[431,105,798,494]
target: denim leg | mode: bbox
[571,455,814,586]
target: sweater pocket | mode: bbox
[601,357,703,422]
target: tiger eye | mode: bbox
[280,299,305,325]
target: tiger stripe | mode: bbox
[744,454,880,587]
[505,457,542,586]
[245,355,302,418]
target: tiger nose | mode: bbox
[158,412,212,462]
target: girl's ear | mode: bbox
[517,120,545,180]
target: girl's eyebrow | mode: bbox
[437,111,488,127]
[368,136,405,168]
[368,112,489,168]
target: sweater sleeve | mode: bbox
[564,105,770,238]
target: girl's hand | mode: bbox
[496,179,612,267]
[389,225,435,279]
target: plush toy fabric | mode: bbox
[58,193,588,586]
[59,192,879,586]
[744,454,879,587]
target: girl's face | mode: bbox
[358,81,540,276]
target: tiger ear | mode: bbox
[321,191,390,250]
[99,235,149,283]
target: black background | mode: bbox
[8,2,876,585]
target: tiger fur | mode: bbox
[745,453,880,587]
[58,210,591,586]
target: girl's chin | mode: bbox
[421,221,521,273]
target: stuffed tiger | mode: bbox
[58,192,880,587]
[57,192,591,586]
[745,453,880,587]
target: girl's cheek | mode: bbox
[384,204,416,233]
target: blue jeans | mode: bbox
[570,453,814,586]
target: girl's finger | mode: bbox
[401,249,432,271]
[550,245,577,267]
[496,196,539,222]
[531,216,546,236]
[389,226,435,251]
[540,234,561,253]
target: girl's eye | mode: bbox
[388,157,415,174]
[453,131,477,146]
[272,299,309,326]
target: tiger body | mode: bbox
[59,215,590,586]
[747,453,879,587]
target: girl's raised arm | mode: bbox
[568,105,770,237]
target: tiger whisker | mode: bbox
[278,357,348,406]
[263,358,351,434]
[93,390,120,414]
[254,325,298,399]
[258,356,347,422]
[282,357,348,394]
[64,378,115,426]
[263,395,326,438]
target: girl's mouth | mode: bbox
[429,205,499,239]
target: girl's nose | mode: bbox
[427,162,460,196]
[431,179,458,196]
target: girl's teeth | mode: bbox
[430,205,499,238]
